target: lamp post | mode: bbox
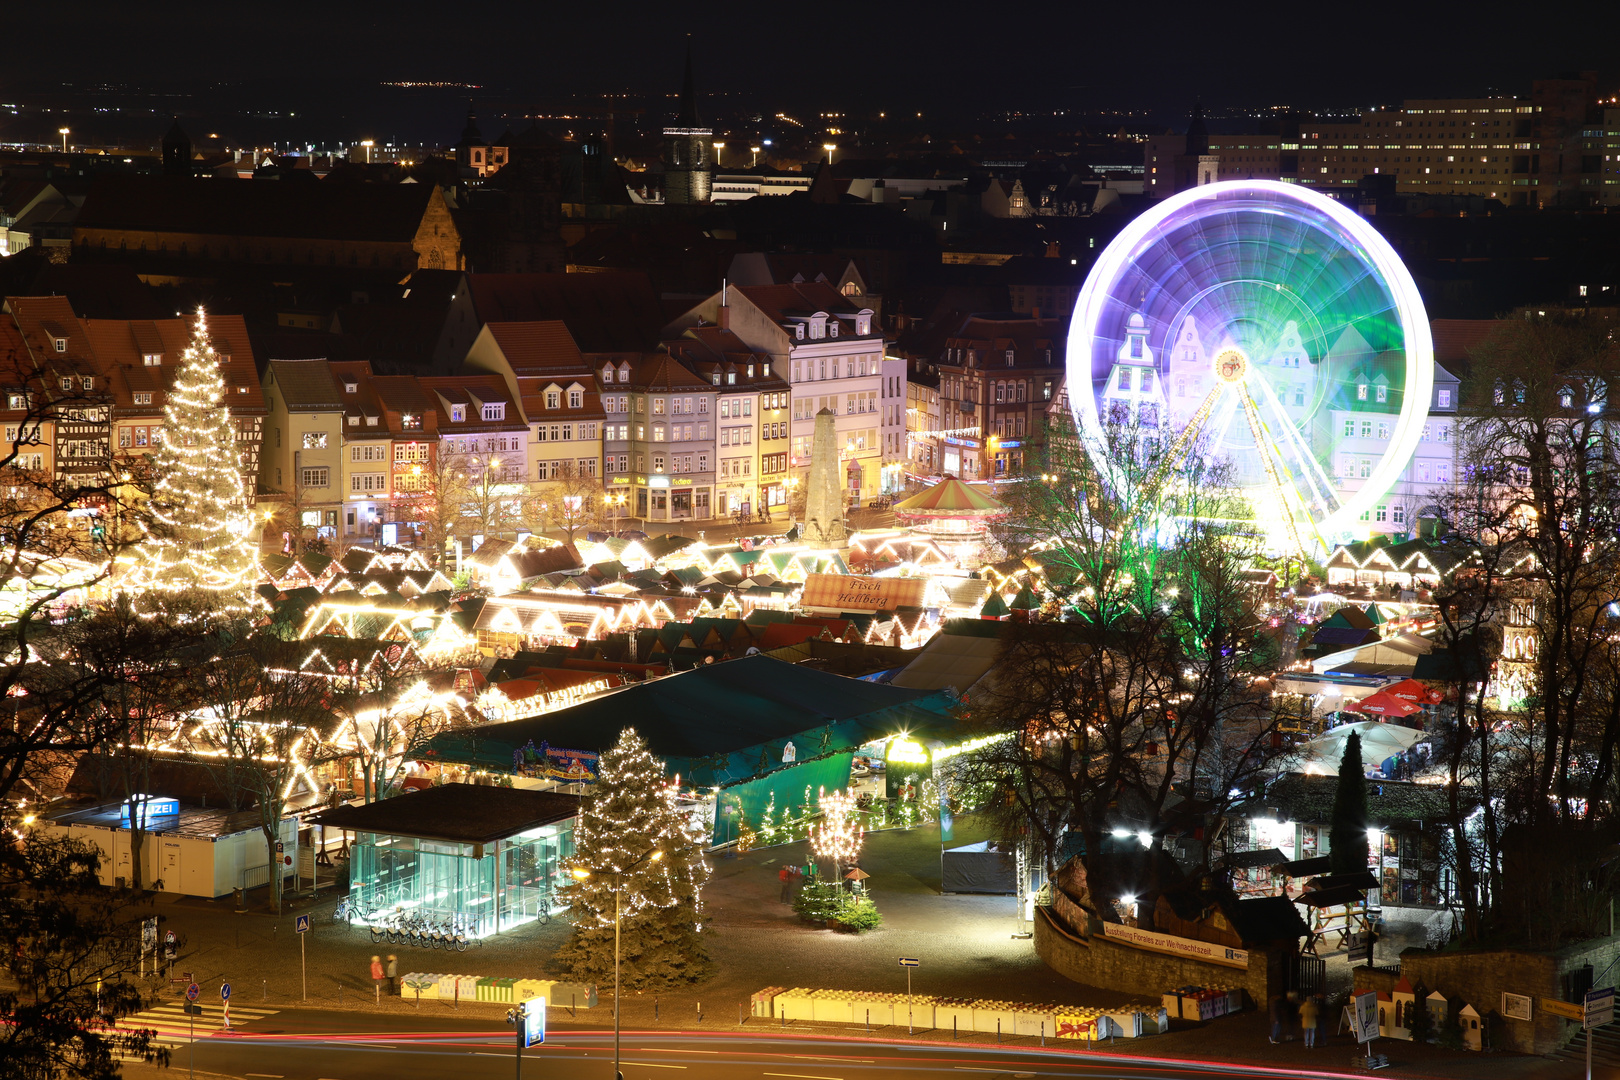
[361,139,374,164]
[712,140,724,167]
[572,849,663,1080]
[986,435,1000,492]
[823,143,837,166]
[58,128,69,154]
[750,146,761,168]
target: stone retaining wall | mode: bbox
[1353,931,1620,1055]
[1033,906,1283,1007]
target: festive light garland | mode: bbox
[809,788,863,867]
[122,308,258,612]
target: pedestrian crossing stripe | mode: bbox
[112,1003,280,1049]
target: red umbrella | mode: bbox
[1382,678,1444,705]
[1350,691,1424,718]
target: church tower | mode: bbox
[162,120,193,177]
[663,39,712,204]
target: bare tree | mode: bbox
[526,461,603,546]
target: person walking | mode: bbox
[778,865,792,903]
[385,954,398,995]
[1268,995,1285,1044]
[370,955,384,1001]
[1300,995,1320,1048]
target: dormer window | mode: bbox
[747,363,755,377]
[348,415,360,426]
[1357,383,1369,401]
[856,316,870,335]
[451,404,465,423]
[134,392,153,405]
[344,381,358,393]
[763,362,771,377]
[59,377,71,391]
[794,324,805,340]
[1375,385,1388,403]
[568,388,583,408]
[366,416,379,426]
[545,391,560,409]
[82,376,93,390]
[711,372,721,386]
[53,338,66,353]
[726,372,735,385]
[482,402,505,421]
[829,321,839,338]
[602,365,614,383]
[402,413,422,430]
[142,353,162,367]
[618,363,631,382]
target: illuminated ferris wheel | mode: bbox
[1066,180,1434,554]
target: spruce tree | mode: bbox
[123,308,257,613]
[555,728,713,990]
[1329,730,1371,874]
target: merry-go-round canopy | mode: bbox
[894,477,1006,521]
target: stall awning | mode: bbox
[309,784,580,845]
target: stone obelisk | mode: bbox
[802,407,847,547]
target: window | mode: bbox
[697,397,708,413]
[1357,383,1368,400]
[653,398,665,414]
[1375,505,1388,522]
[350,472,387,493]
[402,413,422,430]
[1377,422,1389,440]
[1343,418,1355,438]
[568,388,583,408]
[653,424,665,442]
[303,432,327,449]
[1360,420,1373,438]
[1359,458,1372,479]
[1393,505,1406,525]
[397,472,429,492]
[1418,461,1431,483]
[1439,425,1450,443]
[481,402,505,421]
[1438,388,1452,408]
[653,454,665,472]
[300,466,330,488]
[394,442,429,462]
[602,365,615,383]
[1437,463,1451,483]
[134,392,153,405]
[53,339,66,353]
[59,377,72,391]
[1376,385,1388,403]
[343,381,358,394]
[451,404,465,422]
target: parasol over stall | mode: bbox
[1379,677,1445,705]
[1348,691,1425,719]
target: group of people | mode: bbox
[1270,993,1326,1047]
[370,954,398,995]
[777,863,806,902]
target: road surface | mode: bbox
[122,1004,1365,1080]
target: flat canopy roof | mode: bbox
[310,784,580,845]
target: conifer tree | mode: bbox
[123,308,257,612]
[556,728,713,990]
[1329,730,1371,875]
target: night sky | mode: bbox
[10,1,1618,117]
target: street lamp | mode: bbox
[986,435,1000,492]
[750,145,761,167]
[712,140,724,167]
[823,143,837,166]
[571,848,663,1080]
[360,139,374,164]
[58,128,69,153]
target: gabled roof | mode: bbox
[466,273,664,352]
[267,359,344,410]
[76,175,442,243]
[485,321,586,372]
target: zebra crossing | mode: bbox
[111,1001,280,1052]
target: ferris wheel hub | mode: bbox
[1212,347,1249,385]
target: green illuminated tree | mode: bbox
[555,728,713,990]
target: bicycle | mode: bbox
[332,897,352,922]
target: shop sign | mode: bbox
[1099,922,1249,969]
[515,740,599,783]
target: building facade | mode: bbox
[934,315,1063,480]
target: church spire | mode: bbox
[676,35,701,128]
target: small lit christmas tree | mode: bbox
[556,728,713,990]
[123,308,258,613]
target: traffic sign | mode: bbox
[220,983,231,1001]
[521,997,546,1047]
[185,982,199,1002]
[1586,987,1614,1030]
[295,914,310,934]
[898,957,920,967]
[1353,990,1379,1043]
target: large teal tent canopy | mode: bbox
[423,654,958,789]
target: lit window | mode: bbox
[481,403,505,421]
[451,404,465,422]
[1357,384,1368,400]
[1376,385,1388,403]
[302,432,327,449]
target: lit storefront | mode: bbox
[312,784,580,938]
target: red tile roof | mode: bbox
[486,321,585,371]
[1429,319,1499,367]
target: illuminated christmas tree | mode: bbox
[123,308,257,613]
[556,727,713,990]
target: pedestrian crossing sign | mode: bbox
[295,914,309,934]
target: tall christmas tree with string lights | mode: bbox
[556,727,713,990]
[123,308,257,613]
